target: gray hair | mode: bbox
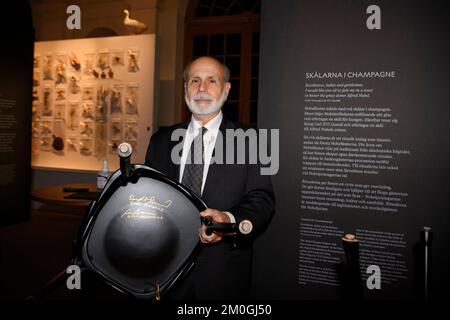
[183,57,230,83]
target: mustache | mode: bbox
[192,93,214,101]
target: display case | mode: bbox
[32,34,156,171]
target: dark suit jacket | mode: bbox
[145,116,275,299]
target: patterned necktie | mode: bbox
[182,127,207,196]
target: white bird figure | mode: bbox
[123,9,147,34]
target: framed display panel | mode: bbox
[32,34,156,172]
[254,0,450,300]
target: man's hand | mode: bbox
[199,208,231,244]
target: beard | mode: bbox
[185,89,228,119]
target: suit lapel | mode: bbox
[167,121,189,182]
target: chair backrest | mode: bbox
[76,164,207,299]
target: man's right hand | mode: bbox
[199,208,231,244]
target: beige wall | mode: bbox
[30,0,187,129]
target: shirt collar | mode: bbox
[189,111,223,136]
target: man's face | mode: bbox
[184,57,231,119]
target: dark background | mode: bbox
[0,2,33,225]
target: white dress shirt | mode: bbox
[179,111,235,223]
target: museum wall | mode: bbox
[29,0,187,188]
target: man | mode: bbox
[145,56,274,300]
